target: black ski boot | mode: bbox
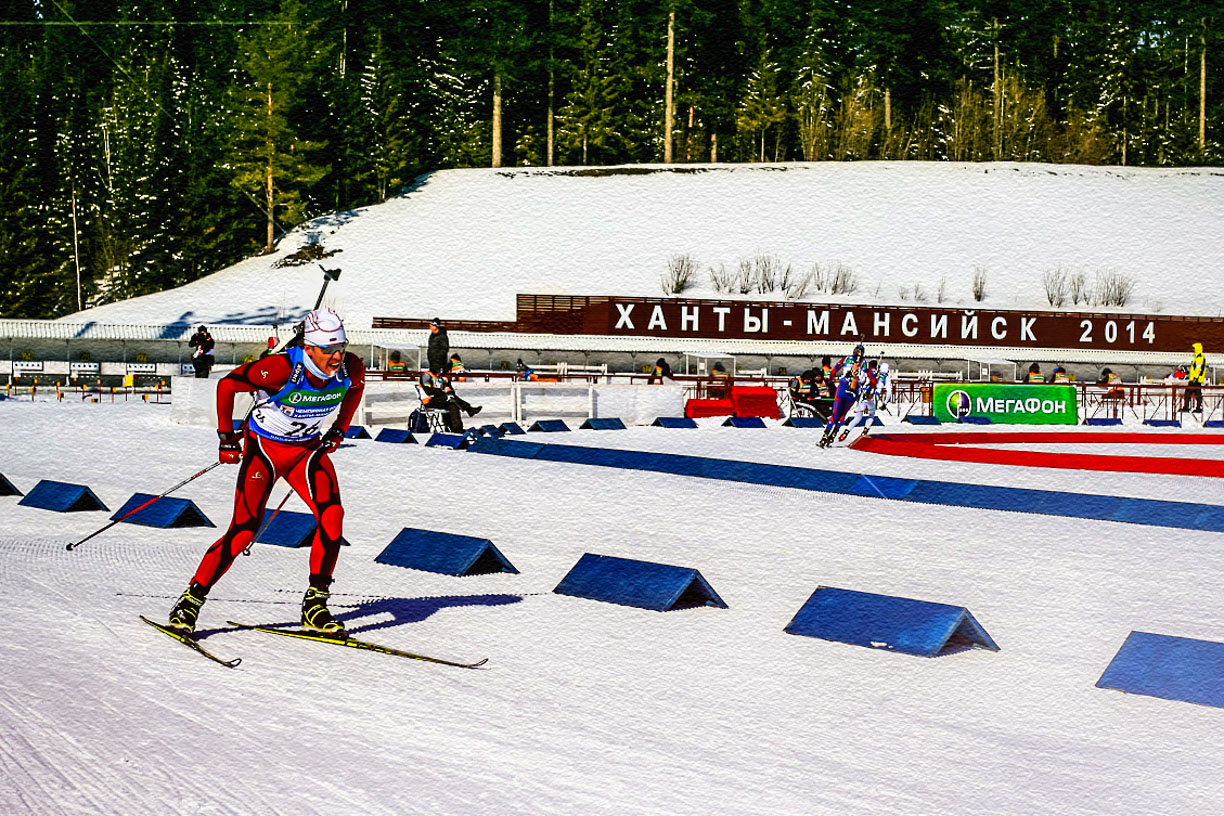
[302,586,346,636]
[167,585,207,633]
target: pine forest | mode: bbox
[2,0,1222,318]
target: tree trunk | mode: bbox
[884,87,891,132]
[686,105,695,161]
[711,132,717,162]
[664,7,675,163]
[547,0,555,166]
[265,81,275,255]
[1201,20,1207,152]
[492,69,503,168]
[993,21,1001,160]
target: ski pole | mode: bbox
[67,460,224,551]
[242,489,295,557]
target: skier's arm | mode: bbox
[331,353,367,433]
[215,355,293,435]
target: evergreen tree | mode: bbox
[225,0,331,255]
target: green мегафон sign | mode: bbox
[932,383,1078,424]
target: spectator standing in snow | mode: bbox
[188,326,215,378]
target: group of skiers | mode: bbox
[786,344,892,448]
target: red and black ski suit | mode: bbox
[190,351,366,592]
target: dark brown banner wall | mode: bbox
[376,294,1223,354]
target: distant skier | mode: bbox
[820,344,865,448]
[840,360,891,441]
[166,307,366,636]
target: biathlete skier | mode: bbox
[167,307,366,636]
[839,360,891,441]
[819,344,865,448]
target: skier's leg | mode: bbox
[284,448,346,634]
[191,434,277,590]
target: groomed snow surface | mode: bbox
[3,399,1223,815]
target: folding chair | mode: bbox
[414,384,450,433]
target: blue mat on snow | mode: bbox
[377,528,518,576]
[554,553,727,611]
[468,440,1224,533]
[18,480,107,512]
[1096,631,1224,709]
[784,586,998,657]
[111,493,214,528]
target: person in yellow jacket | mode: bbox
[1183,342,1206,412]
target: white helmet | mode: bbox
[879,362,890,375]
[303,307,347,349]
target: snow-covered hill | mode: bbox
[65,162,1224,328]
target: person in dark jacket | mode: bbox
[420,365,480,432]
[427,318,450,374]
[188,326,215,378]
[646,358,674,384]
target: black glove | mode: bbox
[319,427,345,454]
[218,430,243,464]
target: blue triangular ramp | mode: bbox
[783,416,825,428]
[18,480,108,512]
[529,419,570,432]
[110,493,214,528]
[499,422,526,435]
[468,437,546,459]
[723,416,767,428]
[376,528,518,576]
[256,509,351,548]
[477,424,504,438]
[344,426,372,439]
[553,553,728,611]
[1097,631,1224,709]
[581,417,627,430]
[903,415,941,425]
[425,432,469,449]
[784,586,999,657]
[1143,419,1181,427]
[1084,418,1122,426]
[375,428,418,444]
[652,417,697,428]
[0,473,22,496]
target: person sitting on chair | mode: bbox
[448,353,468,382]
[387,352,408,374]
[646,358,674,385]
[789,369,817,406]
[515,359,538,382]
[420,365,481,432]
[1098,368,1124,399]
